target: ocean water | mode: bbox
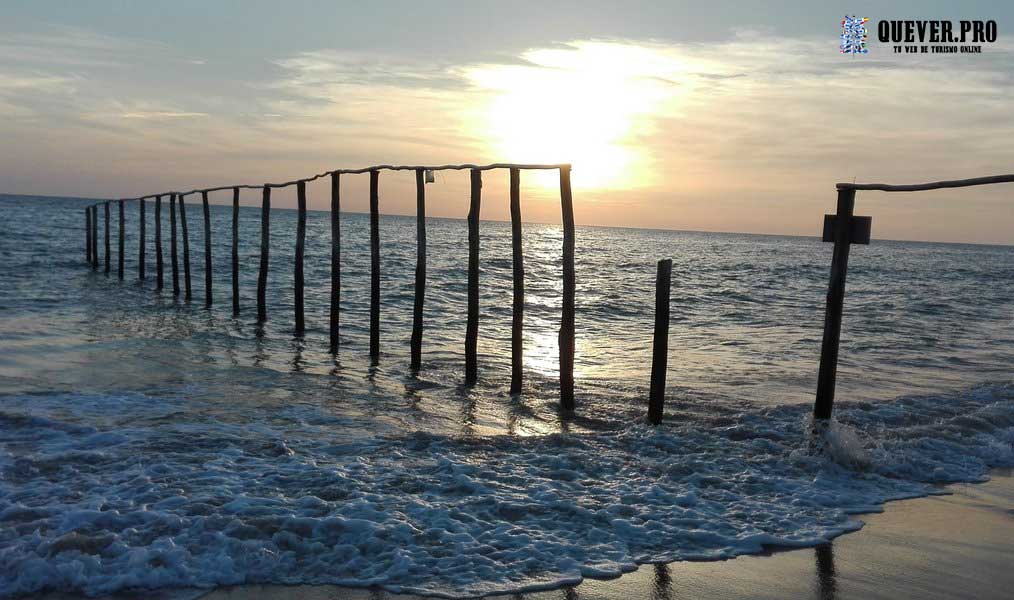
[0,194,1012,597]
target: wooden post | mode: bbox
[104,202,111,274]
[231,187,239,315]
[509,167,524,395]
[559,166,576,410]
[294,181,307,335]
[117,200,125,279]
[138,199,146,280]
[155,195,164,290]
[648,259,672,425]
[179,194,192,301]
[85,208,92,264]
[814,188,857,420]
[465,169,481,383]
[202,191,212,307]
[410,169,427,370]
[91,205,98,268]
[257,185,270,323]
[369,170,380,359]
[169,194,180,296]
[329,173,341,353]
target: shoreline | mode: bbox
[40,469,1012,600]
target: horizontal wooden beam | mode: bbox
[838,174,1014,192]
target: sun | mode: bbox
[463,42,684,190]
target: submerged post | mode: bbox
[465,169,481,383]
[104,202,111,274]
[117,200,124,279]
[369,169,380,360]
[179,194,192,301]
[138,199,146,280]
[294,181,307,335]
[85,208,92,264]
[231,187,239,315]
[257,185,270,323]
[410,168,427,370]
[155,195,164,290]
[90,205,98,268]
[169,194,179,296]
[814,187,870,421]
[202,191,212,307]
[329,173,341,353]
[559,165,576,410]
[509,167,524,395]
[648,259,673,425]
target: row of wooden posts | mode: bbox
[81,165,1010,427]
[83,164,579,411]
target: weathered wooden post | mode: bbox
[103,202,111,274]
[410,168,427,370]
[179,194,192,301]
[294,181,307,335]
[91,205,98,268]
[169,194,180,296]
[257,185,270,323]
[231,187,239,315]
[369,170,380,359]
[509,167,524,395]
[117,200,125,280]
[138,199,146,280]
[465,169,482,383]
[85,208,92,264]
[813,187,871,421]
[202,191,212,307]
[559,165,576,410]
[155,195,164,290]
[329,173,341,353]
[648,258,672,425]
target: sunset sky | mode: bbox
[2,1,1012,244]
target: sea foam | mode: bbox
[1,383,1012,598]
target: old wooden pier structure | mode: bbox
[80,169,1014,430]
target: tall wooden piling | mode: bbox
[90,206,98,268]
[138,199,146,280]
[509,168,524,395]
[155,195,164,290]
[294,181,307,335]
[202,191,212,307]
[231,187,240,315]
[648,258,673,425]
[410,169,427,370]
[85,208,92,264]
[369,170,380,359]
[169,194,180,296]
[117,200,125,279]
[104,202,111,274]
[329,173,341,353]
[257,185,270,323]
[179,194,192,301]
[814,188,858,420]
[465,169,482,383]
[559,166,576,410]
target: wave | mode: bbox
[1,383,1012,597]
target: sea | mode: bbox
[1,193,1012,597]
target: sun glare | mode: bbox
[464,42,685,190]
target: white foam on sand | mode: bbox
[1,383,1012,598]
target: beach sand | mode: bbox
[40,470,1013,600]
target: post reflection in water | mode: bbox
[815,543,837,600]
[652,563,673,600]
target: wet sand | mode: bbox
[196,469,1014,600]
[40,470,1014,600]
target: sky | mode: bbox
[1,1,1012,244]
